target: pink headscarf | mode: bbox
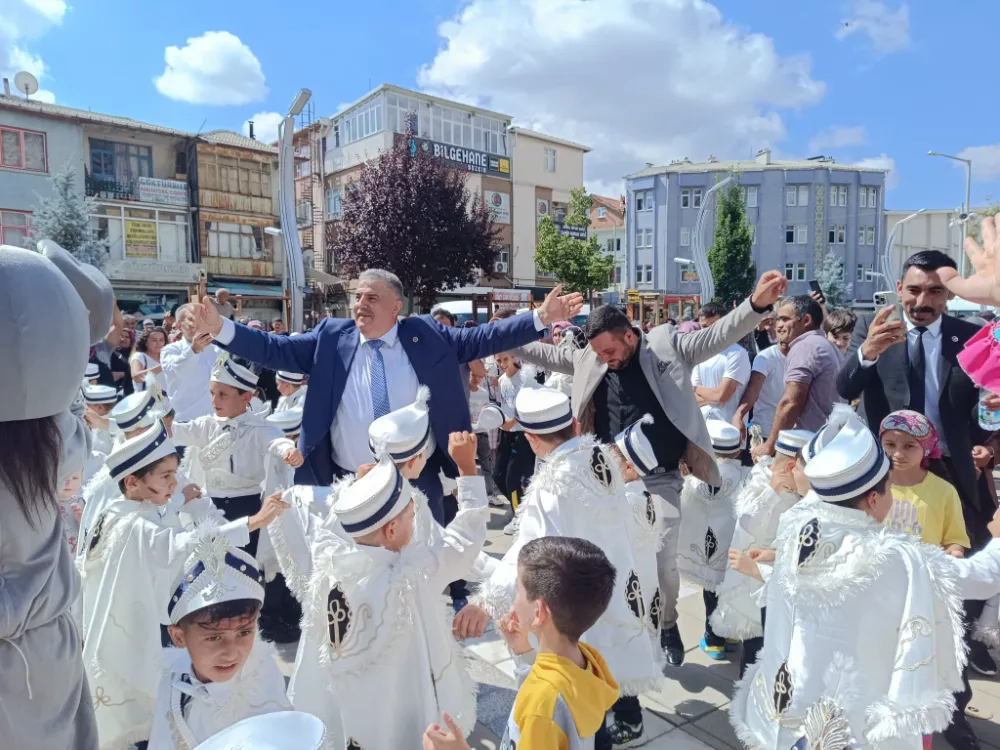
[879,410,942,468]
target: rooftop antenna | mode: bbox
[14,71,38,99]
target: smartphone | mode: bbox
[873,291,903,323]
[808,280,825,303]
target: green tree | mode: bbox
[30,166,108,266]
[967,196,1000,245]
[534,187,613,299]
[706,183,755,306]
[814,248,853,308]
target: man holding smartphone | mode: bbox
[837,250,1000,750]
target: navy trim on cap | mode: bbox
[109,423,169,479]
[712,438,742,452]
[776,437,804,455]
[277,372,305,384]
[370,422,432,462]
[515,409,573,432]
[223,361,257,391]
[340,470,405,534]
[84,392,118,404]
[812,443,891,499]
[115,397,155,430]
[167,553,263,617]
[622,426,653,475]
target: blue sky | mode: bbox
[3,0,998,210]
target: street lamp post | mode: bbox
[928,150,973,277]
[881,209,925,291]
[692,175,734,304]
[277,88,312,333]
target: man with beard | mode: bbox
[837,250,1000,749]
[495,269,788,668]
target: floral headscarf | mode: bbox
[879,410,942,467]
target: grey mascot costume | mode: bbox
[0,239,114,749]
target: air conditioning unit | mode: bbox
[493,260,508,273]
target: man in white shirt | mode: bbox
[691,302,752,422]
[731,340,788,444]
[160,304,219,426]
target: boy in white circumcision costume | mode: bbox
[274,370,308,412]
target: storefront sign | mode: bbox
[105,259,204,284]
[536,199,549,222]
[124,220,158,258]
[492,290,531,303]
[681,266,700,283]
[137,177,189,207]
[627,289,640,303]
[485,190,510,224]
[406,136,511,179]
[553,219,588,240]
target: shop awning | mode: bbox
[207,283,285,298]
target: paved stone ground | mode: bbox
[276,502,1000,749]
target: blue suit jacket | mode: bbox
[218,313,543,485]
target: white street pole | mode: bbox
[881,209,924,291]
[928,151,973,277]
[692,175,733,304]
[278,88,311,333]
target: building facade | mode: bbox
[587,194,626,296]
[883,208,969,284]
[625,149,888,307]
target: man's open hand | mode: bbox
[750,271,789,310]
[536,284,585,327]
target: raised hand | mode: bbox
[750,270,789,310]
[448,431,478,476]
[181,484,202,503]
[497,611,532,655]
[248,491,291,530]
[938,216,1000,306]
[860,305,907,362]
[422,712,472,750]
[283,447,304,468]
[536,284,585,326]
[189,295,224,337]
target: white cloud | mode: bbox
[836,1,910,56]
[417,0,825,193]
[0,0,66,101]
[957,145,1000,182]
[242,111,283,145]
[855,154,897,189]
[154,31,267,105]
[808,126,867,153]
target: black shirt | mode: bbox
[592,344,688,471]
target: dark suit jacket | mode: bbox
[219,313,542,485]
[836,313,991,522]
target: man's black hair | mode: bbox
[431,307,457,326]
[518,536,617,642]
[584,305,632,340]
[783,294,824,330]
[177,598,262,629]
[901,250,958,279]
[699,301,728,320]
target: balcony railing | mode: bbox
[86,172,138,201]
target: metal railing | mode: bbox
[85,172,138,201]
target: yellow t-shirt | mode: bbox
[886,472,970,548]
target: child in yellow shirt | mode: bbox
[423,537,620,750]
[879,410,969,556]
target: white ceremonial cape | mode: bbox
[275,386,307,413]
[623,479,668,630]
[730,495,966,750]
[711,464,800,641]
[148,639,291,750]
[474,435,666,696]
[269,476,489,750]
[81,502,251,750]
[678,457,749,591]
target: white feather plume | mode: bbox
[827,403,856,431]
[414,384,431,408]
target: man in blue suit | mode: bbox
[190,268,583,524]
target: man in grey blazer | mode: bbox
[512,270,787,667]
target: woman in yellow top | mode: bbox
[879,409,970,557]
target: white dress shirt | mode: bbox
[858,315,947,454]
[159,339,219,421]
[214,312,547,472]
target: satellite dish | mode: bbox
[14,71,38,98]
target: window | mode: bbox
[197,154,271,199]
[692,188,703,208]
[839,185,848,206]
[681,189,690,208]
[741,186,758,208]
[614,266,622,284]
[89,139,152,181]
[799,185,809,206]
[643,265,654,283]
[679,227,691,247]
[787,184,808,206]
[679,263,699,282]
[1,127,47,172]
[837,225,845,244]
[785,262,807,281]
[828,224,845,244]
[635,190,653,211]
[857,225,876,245]
[339,95,384,146]
[637,228,653,248]
[861,186,878,209]
[867,226,875,245]
[543,147,557,172]
[857,263,873,282]
[205,222,271,260]
[786,186,796,206]
[786,225,795,244]
[326,188,343,219]
[0,210,32,246]
[89,205,189,262]
[597,206,607,219]
[796,224,808,244]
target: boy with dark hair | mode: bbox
[425,536,619,750]
[823,308,857,356]
[149,539,291,748]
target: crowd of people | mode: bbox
[5,222,1000,750]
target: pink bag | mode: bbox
[958,321,1000,392]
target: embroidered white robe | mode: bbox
[711,464,799,641]
[473,436,665,696]
[268,476,489,750]
[275,385,307,413]
[678,457,749,591]
[730,495,967,750]
[81,502,251,750]
[147,640,291,750]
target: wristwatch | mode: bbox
[750,297,773,314]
